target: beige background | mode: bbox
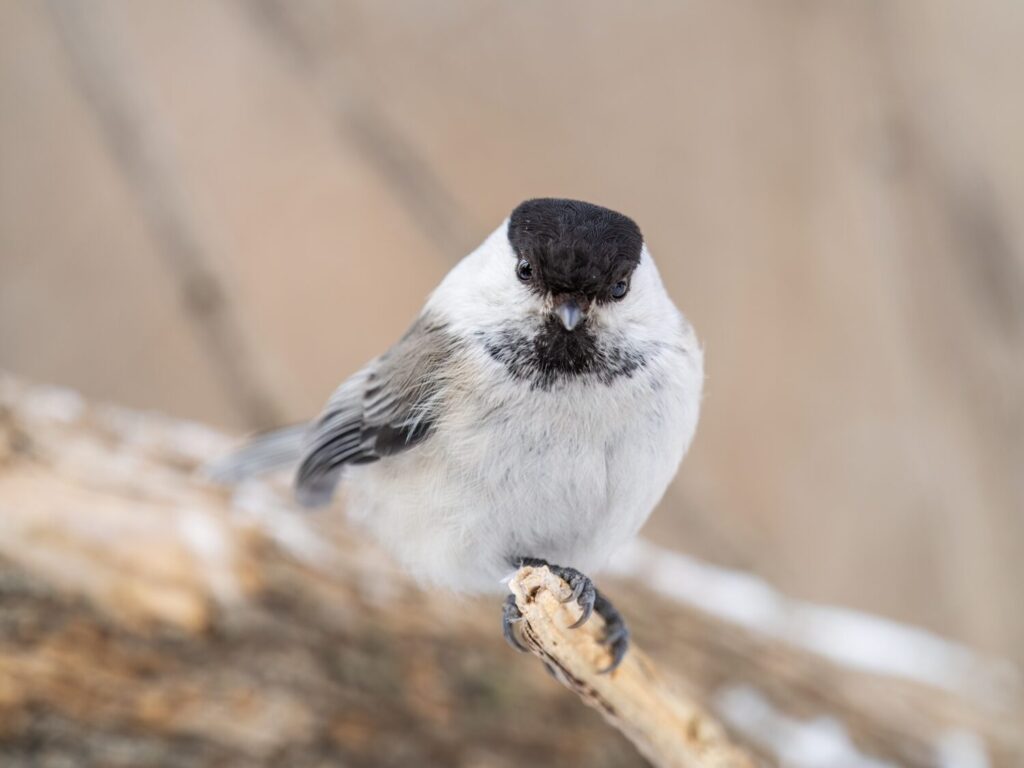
[2,0,1022,666]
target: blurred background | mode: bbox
[1,0,1022,751]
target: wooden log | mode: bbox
[0,374,1021,767]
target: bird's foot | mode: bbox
[505,557,630,673]
[518,557,596,628]
[502,593,528,652]
[593,590,630,673]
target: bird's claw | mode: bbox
[594,591,630,674]
[502,593,529,652]
[546,565,597,629]
[515,558,595,626]
[568,581,595,629]
[561,576,587,604]
[509,557,630,672]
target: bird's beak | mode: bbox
[554,297,586,331]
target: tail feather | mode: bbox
[204,423,309,484]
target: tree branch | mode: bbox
[510,565,755,768]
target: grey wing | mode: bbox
[295,317,454,507]
[204,423,309,484]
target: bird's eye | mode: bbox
[516,258,534,282]
[611,280,629,300]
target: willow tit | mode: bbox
[214,198,703,671]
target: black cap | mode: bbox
[508,198,643,302]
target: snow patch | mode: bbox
[715,685,896,768]
[611,539,1019,702]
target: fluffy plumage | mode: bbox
[295,315,456,506]
[213,199,703,596]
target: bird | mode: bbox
[211,198,704,672]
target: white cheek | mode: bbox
[427,220,542,336]
[594,247,681,339]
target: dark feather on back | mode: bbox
[295,315,455,506]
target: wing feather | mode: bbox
[295,316,455,506]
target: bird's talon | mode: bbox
[543,565,596,628]
[598,635,629,674]
[561,578,585,604]
[594,591,630,673]
[601,623,628,647]
[502,593,529,652]
[508,558,630,670]
[569,589,595,628]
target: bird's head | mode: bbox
[431,198,681,388]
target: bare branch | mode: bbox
[510,565,756,768]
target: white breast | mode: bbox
[341,332,703,594]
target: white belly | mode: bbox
[341,347,701,593]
